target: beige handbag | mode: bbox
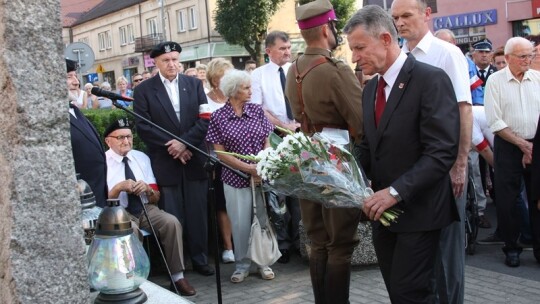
[247,178,281,266]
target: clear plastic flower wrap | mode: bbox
[217,128,402,226]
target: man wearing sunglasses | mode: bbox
[131,73,144,89]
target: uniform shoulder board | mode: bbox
[327,57,341,65]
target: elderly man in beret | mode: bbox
[67,59,108,207]
[133,41,214,276]
[285,0,363,302]
[104,118,196,296]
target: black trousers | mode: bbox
[373,224,440,304]
[493,136,540,256]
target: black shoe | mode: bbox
[504,251,521,267]
[477,234,504,245]
[478,215,492,229]
[193,264,215,276]
[278,249,290,264]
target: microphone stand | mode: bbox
[138,193,179,295]
[112,100,247,304]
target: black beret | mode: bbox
[149,41,182,58]
[104,118,132,138]
[66,59,78,73]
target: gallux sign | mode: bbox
[433,9,497,31]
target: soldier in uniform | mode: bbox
[285,0,363,303]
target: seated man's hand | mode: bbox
[125,179,149,196]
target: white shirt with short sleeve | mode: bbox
[106,149,157,208]
[402,31,472,104]
[484,67,540,139]
[472,106,494,148]
[250,61,293,124]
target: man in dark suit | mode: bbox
[133,42,213,276]
[67,59,107,206]
[344,6,460,302]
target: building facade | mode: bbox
[430,0,540,53]
[362,1,540,53]
[64,0,308,88]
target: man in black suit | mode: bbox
[67,59,107,206]
[344,6,460,302]
[133,42,214,276]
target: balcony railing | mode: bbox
[135,33,164,53]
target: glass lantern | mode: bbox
[87,199,150,304]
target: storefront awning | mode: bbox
[180,40,306,62]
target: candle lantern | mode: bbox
[87,199,150,304]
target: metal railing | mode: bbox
[134,33,164,53]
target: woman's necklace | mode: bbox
[211,89,227,103]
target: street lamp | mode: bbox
[87,199,150,304]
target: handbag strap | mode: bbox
[250,177,267,217]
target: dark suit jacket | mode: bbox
[359,54,460,233]
[70,106,108,206]
[133,74,209,186]
[531,115,540,200]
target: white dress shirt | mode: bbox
[106,149,157,208]
[380,52,408,101]
[159,72,180,120]
[250,61,293,124]
[402,31,472,104]
[484,67,540,139]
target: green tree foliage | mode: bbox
[298,0,357,32]
[214,0,285,65]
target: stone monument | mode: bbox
[0,0,90,303]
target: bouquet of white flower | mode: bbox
[217,127,401,226]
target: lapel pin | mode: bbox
[398,83,405,89]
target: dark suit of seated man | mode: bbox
[103,118,196,297]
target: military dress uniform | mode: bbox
[285,1,363,303]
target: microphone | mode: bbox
[91,87,134,101]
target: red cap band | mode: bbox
[298,10,336,29]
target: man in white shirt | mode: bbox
[104,118,196,296]
[251,31,300,131]
[251,31,301,263]
[391,0,473,303]
[484,36,540,268]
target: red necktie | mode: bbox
[375,76,386,127]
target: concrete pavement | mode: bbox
[149,201,539,303]
[150,253,539,303]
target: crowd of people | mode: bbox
[67,0,539,302]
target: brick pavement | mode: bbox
[149,253,540,304]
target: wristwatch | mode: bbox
[389,186,402,202]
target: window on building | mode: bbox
[177,9,187,32]
[120,26,127,46]
[106,30,112,49]
[147,17,159,37]
[127,24,135,43]
[189,6,198,30]
[98,32,106,51]
[513,18,540,37]
[78,37,89,44]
